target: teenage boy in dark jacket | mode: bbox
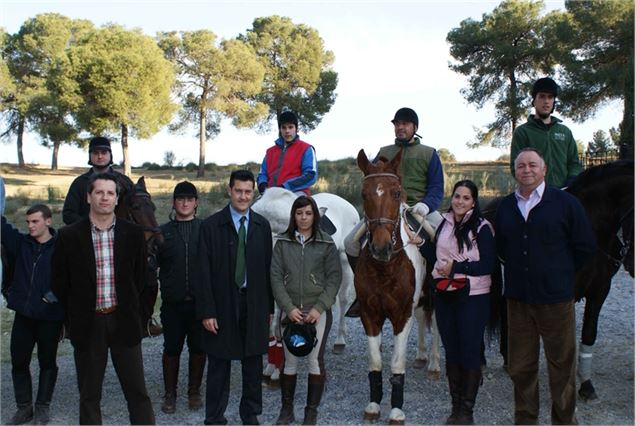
[2,204,63,425]
[156,181,206,414]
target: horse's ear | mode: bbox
[136,176,147,191]
[357,149,370,174]
[387,149,403,173]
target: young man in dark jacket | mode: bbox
[2,204,63,425]
[156,181,206,414]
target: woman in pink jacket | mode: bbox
[420,180,496,425]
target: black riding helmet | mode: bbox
[283,322,317,357]
[391,107,419,127]
[531,77,559,99]
[87,136,113,166]
[173,181,198,199]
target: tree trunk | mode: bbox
[17,114,25,168]
[509,70,518,132]
[121,123,131,177]
[620,48,634,160]
[51,140,60,170]
[197,107,206,178]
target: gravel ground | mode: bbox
[1,269,633,425]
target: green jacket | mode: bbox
[377,138,439,207]
[510,115,582,187]
[270,229,342,315]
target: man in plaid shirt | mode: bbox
[53,173,155,425]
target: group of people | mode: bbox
[1,76,597,426]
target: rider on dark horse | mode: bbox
[62,137,130,225]
[510,77,582,188]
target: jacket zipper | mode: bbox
[25,245,44,312]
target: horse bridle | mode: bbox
[603,206,634,268]
[126,190,162,257]
[363,172,403,249]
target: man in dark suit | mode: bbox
[197,169,273,425]
[52,173,155,425]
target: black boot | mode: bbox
[445,364,461,425]
[9,369,33,425]
[33,367,58,425]
[344,255,360,318]
[161,353,180,414]
[302,374,325,425]
[188,353,206,410]
[455,369,481,425]
[276,374,297,425]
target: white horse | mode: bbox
[252,187,359,382]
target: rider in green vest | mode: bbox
[344,107,445,317]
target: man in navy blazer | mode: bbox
[52,173,155,425]
[495,148,596,425]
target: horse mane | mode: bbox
[567,160,634,194]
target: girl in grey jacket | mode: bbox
[270,196,342,425]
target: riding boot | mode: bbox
[445,364,462,425]
[344,255,360,317]
[302,374,325,425]
[161,353,179,414]
[33,367,58,425]
[455,369,481,425]
[188,353,206,410]
[275,374,297,425]
[9,369,33,425]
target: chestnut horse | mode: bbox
[355,149,429,425]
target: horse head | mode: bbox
[357,148,405,262]
[115,175,163,255]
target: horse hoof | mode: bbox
[578,380,598,401]
[333,343,346,354]
[363,412,380,421]
[427,370,441,381]
[413,358,427,369]
[388,420,405,425]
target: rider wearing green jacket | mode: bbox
[510,77,582,188]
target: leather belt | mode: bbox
[95,306,117,314]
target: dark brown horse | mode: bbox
[114,175,164,336]
[355,149,430,425]
[485,160,634,401]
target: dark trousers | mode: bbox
[204,291,263,425]
[160,299,204,356]
[73,313,155,425]
[10,312,63,404]
[507,299,577,425]
[434,293,489,370]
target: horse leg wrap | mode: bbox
[577,343,593,383]
[369,371,382,404]
[390,374,405,410]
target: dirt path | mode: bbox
[1,269,633,425]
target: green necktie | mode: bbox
[235,216,246,288]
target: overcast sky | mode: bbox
[1,0,621,167]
